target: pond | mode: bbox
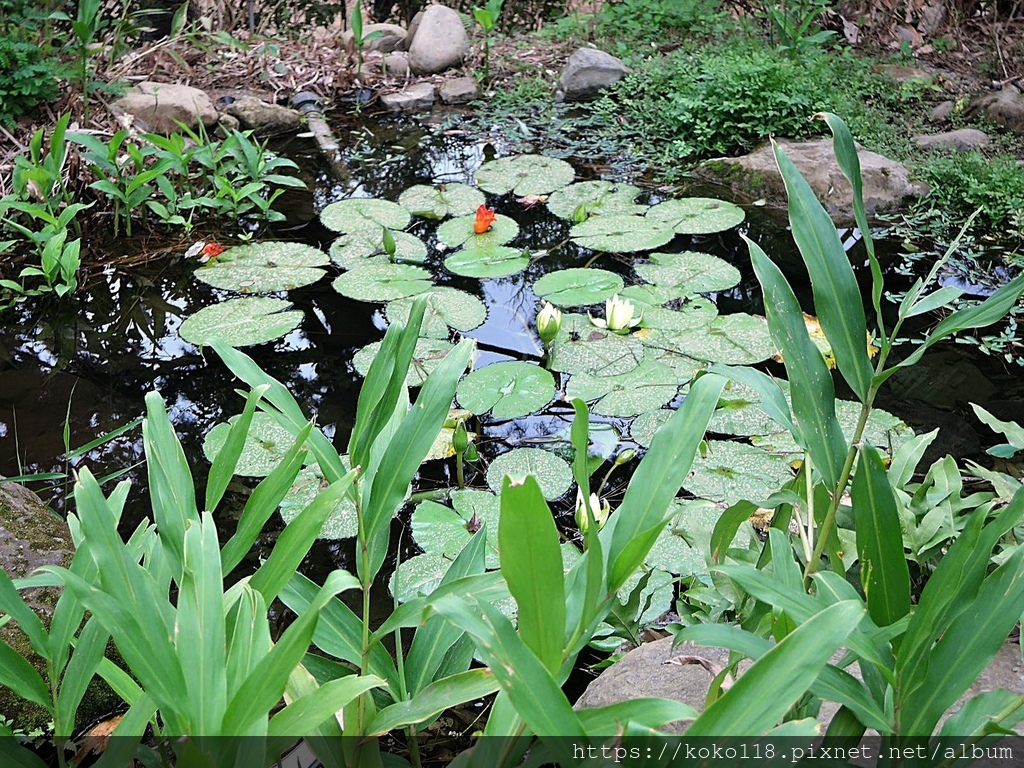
[1,108,1020,597]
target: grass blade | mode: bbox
[205,384,269,512]
[366,669,499,736]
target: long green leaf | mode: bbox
[224,585,271,701]
[577,698,699,734]
[205,384,269,512]
[566,398,605,643]
[498,475,565,675]
[56,616,108,736]
[851,445,911,628]
[0,736,51,768]
[0,639,52,711]
[268,674,384,737]
[91,695,159,768]
[366,669,499,736]
[0,568,48,658]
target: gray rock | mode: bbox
[380,82,436,113]
[109,81,218,134]
[439,76,479,105]
[342,22,407,53]
[872,63,934,85]
[914,128,990,152]
[699,138,927,224]
[376,50,411,78]
[556,47,630,102]
[967,87,1024,134]
[929,100,956,122]
[407,5,469,75]
[224,95,303,137]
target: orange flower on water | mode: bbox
[201,242,225,258]
[473,204,497,234]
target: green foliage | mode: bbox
[761,0,837,59]
[914,150,1024,232]
[596,0,721,40]
[473,0,503,81]
[0,38,61,126]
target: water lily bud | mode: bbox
[575,488,610,534]
[613,448,637,466]
[465,442,478,461]
[536,301,562,346]
[453,419,469,455]
[382,226,397,260]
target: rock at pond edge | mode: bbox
[556,48,630,103]
[109,81,218,135]
[407,5,469,75]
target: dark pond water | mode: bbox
[1,109,1022,584]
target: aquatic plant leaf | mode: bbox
[328,230,427,269]
[570,214,674,253]
[654,313,776,365]
[684,440,795,505]
[436,213,519,249]
[565,361,679,417]
[646,197,745,234]
[203,412,306,477]
[279,463,358,539]
[475,154,575,196]
[389,553,454,602]
[320,198,411,234]
[425,408,475,461]
[399,183,486,219]
[547,313,645,377]
[533,268,624,307]
[649,499,750,577]
[443,244,530,278]
[646,347,704,383]
[630,409,672,449]
[546,180,645,220]
[457,362,555,419]
[638,298,718,331]
[179,296,302,347]
[353,337,456,388]
[709,380,786,437]
[331,263,433,303]
[618,284,685,306]
[412,490,501,569]
[486,448,573,500]
[634,251,741,293]
[193,241,328,293]
[385,287,487,338]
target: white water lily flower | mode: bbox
[590,294,641,334]
[575,488,610,534]
[536,301,562,346]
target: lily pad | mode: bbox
[647,499,750,576]
[565,361,679,417]
[630,409,672,449]
[708,380,783,437]
[320,198,411,234]
[280,462,358,539]
[385,287,487,338]
[436,214,519,249]
[486,447,573,500]
[193,241,329,293]
[353,337,457,387]
[546,180,646,220]
[547,313,645,377]
[618,284,686,307]
[399,183,485,219]
[570,214,675,253]
[635,251,741,294]
[475,154,575,196]
[443,244,530,278]
[179,296,302,347]
[328,230,427,269]
[646,197,745,234]
[389,553,454,602]
[646,347,704,383]
[639,298,719,331]
[412,489,501,568]
[653,313,775,365]
[332,263,433,303]
[533,268,624,307]
[684,440,794,505]
[203,411,305,477]
[457,361,555,420]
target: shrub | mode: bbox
[915,150,1024,232]
[0,38,61,127]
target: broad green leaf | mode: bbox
[328,229,426,269]
[193,242,328,293]
[365,669,499,736]
[268,675,384,737]
[565,361,679,416]
[399,183,485,219]
[389,553,456,602]
[635,251,741,294]
[486,448,572,500]
[645,313,775,365]
[443,244,529,278]
[0,640,52,711]
[436,213,518,248]
[547,313,645,377]
[475,154,575,196]
[180,297,302,347]
[456,361,555,419]
[646,197,746,234]
[331,262,433,303]
[203,411,306,477]
[353,336,456,388]
[205,384,270,511]
[629,409,671,449]
[533,268,624,307]
[546,180,645,220]
[570,214,674,252]
[972,403,1024,453]
[618,283,686,306]
[685,440,795,505]
[385,288,486,337]
[320,197,411,234]
[279,463,359,539]
[0,569,48,658]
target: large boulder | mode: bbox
[109,81,218,134]
[342,22,407,53]
[967,87,1024,134]
[222,95,303,137]
[700,139,927,224]
[556,48,630,102]
[407,5,469,75]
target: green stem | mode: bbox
[456,452,465,490]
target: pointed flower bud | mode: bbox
[536,301,562,346]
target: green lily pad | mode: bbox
[475,154,575,196]
[685,440,795,505]
[457,361,555,419]
[436,214,519,249]
[328,230,427,269]
[389,553,454,602]
[635,251,741,294]
[193,241,328,293]
[647,499,750,576]
[638,298,718,332]
[630,409,672,449]
[486,447,573,500]
[412,489,501,568]
[565,361,679,417]
[203,411,305,477]
[708,380,783,437]
[646,197,745,234]
[320,198,411,234]
[443,245,530,278]
[646,347,704,383]
[353,337,457,387]
[546,180,646,220]
[618,284,686,307]
[653,313,775,365]
[179,296,302,347]
[332,263,433,303]
[399,183,486,219]
[280,462,358,539]
[385,287,487,338]
[570,214,675,253]
[533,268,624,307]
[547,313,645,377]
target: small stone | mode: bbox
[914,128,990,152]
[929,100,956,122]
[224,95,303,137]
[109,81,218,134]
[342,22,407,53]
[407,5,469,75]
[439,76,479,105]
[872,64,934,85]
[967,87,1024,134]
[377,51,411,78]
[380,82,436,113]
[556,48,630,102]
